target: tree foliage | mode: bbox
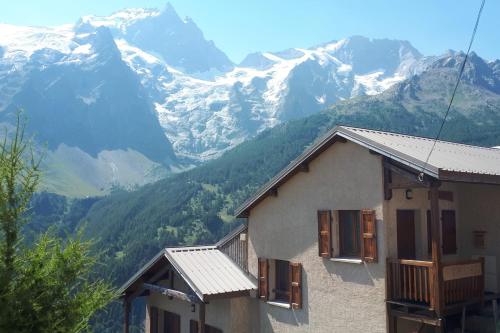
[0,113,115,333]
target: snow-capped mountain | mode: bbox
[0,3,433,193]
[78,3,233,74]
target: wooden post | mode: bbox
[430,182,444,316]
[198,302,206,333]
[123,299,130,333]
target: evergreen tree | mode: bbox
[0,113,115,333]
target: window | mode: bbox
[339,210,361,258]
[257,258,302,309]
[442,210,457,255]
[318,209,377,262]
[163,311,180,333]
[274,260,290,302]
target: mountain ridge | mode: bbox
[1,3,499,196]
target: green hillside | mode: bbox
[30,53,500,332]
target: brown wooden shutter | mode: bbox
[317,210,332,258]
[426,210,432,255]
[289,262,302,309]
[150,306,158,333]
[361,210,377,262]
[190,320,198,333]
[258,258,269,300]
[442,210,457,255]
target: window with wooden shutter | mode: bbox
[275,260,290,302]
[289,262,302,309]
[361,210,377,262]
[339,210,361,257]
[442,210,457,255]
[258,258,269,300]
[317,210,332,258]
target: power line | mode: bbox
[418,0,486,182]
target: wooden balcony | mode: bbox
[386,258,485,314]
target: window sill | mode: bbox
[267,301,291,309]
[329,257,363,264]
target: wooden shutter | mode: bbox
[149,306,158,333]
[442,210,457,255]
[258,258,269,300]
[289,262,302,309]
[427,210,432,255]
[190,320,198,333]
[317,210,332,258]
[361,210,377,262]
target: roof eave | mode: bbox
[438,169,500,185]
[118,249,167,296]
[235,126,441,218]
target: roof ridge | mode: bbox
[340,126,500,152]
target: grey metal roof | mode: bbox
[235,125,500,217]
[165,246,256,301]
[343,126,500,177]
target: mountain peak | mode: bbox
[160,2,182,22]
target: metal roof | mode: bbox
[235,125,500,217]
[165,246,256,301]
[343,126,500,177]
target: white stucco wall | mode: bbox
[145,272,257,333]
[247,141,387,333]
[457,182,500,292]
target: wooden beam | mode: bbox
[384,160,432,187]
[169,269,174,300]
[383,163,393,200]
[430,182,444,316]
[337,136,347,143]
[388,181,430,190]
[390,310,442,327]
[199,302,206,333]
[439,170,500,186]
[148,265,170,284]
[143,283,200,303]
[123,299,130,333]
[204,290,250,300]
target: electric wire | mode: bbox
[418,0,486,182]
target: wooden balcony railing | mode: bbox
[387,259,434,307]
[442,259,484,307]
[387,258,485,313]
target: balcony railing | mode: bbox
[386,258,485,313]
[387,259,434,307]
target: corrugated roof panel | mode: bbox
[345,127,500,176]
[166,246,256,299]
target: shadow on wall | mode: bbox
[262,269,310,329]
[323,260,385,286]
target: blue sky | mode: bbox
[1,1,498,63]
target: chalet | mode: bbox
[120,126,500,333]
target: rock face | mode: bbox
[1,3,498,194]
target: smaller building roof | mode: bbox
[166,246,256,301]
[119,244,256,302]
